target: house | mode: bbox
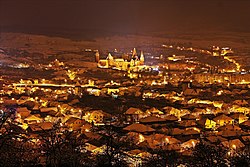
[171,128,184,136]
[232,106,250,114]
[217,124,241,131]
[206,136,227,144]
[32,104,40,111]
[242,136,250,144]
[28,122,53,132]
[57,94,68,102]
[81,123,93,133]
[126,149,151,167]
[205,119,216,129]
[107,87,119,95]
[124,132,144,144]
[163,106,180,118]
[182,128,200,136]
[69,99,80,106]
[233,100,248,106]
[145,107,164,115]
[124,107,144,123]
[145,134,181,149]
[163,144,181,151]
[181,114,196,120]
[4,99,18,107]
[181,139,199,150]
[44,109,64,122]
[169,108,182,118]
[17,96,29,105]
[213,114,234,126]
[178,120,197,128]
[192,108,207,116]
[40,107,58,113]
[221,139,245,150]
[164,115,179,122]
[217,129,244,138]
[123,123,155,133]
[86,88,101,96]
[84,143,106,155]
[139,116,166,124]
[83,132,102,141]
[230,113,249,124]
[24,115,43,124]
[183,89,200,96]
[46,110,64,117]
[16,107,31,118]
[213,101,224,108]
[86,110,111,124]
[22,100,37,110]
[164,136,181,145]
[241,120,250,128]
[179,109,191,117]
[66,117,85,130]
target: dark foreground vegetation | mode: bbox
[1,110,250,167]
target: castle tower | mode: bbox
[130,59,135,67]
[95,51,100,62]
[107,53,114,67]
[132,48,137,59]
[107,53,113,60]
[140,51,144,65]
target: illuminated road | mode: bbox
[162,44,242,72]
[223,56,241,72]
[13,83,94,88]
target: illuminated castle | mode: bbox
[97,48,144,71]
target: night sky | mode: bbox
[1,0,250,38]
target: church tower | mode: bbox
[95,51,100,62]
[107,53,114,67]
[132,48,137,59]
[140,51,144,65]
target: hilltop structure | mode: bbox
[97,48,144,71]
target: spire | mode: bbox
[132,48,137,58]
[140,51,144,62]
[107,53,113,60]
[95,51,100,62]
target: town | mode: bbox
[1,34,250,167]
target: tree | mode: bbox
[94,125,129,167]
[142,149,180,167]
[38,124,88,167]
[190,141,227,167]
[229,147,250,167]
[0,108,40,166]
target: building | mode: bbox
[213,114,234,126]
[66,117,85,130]
[85,110,111,125]
[97,48,144,71]
[124,107,144,123]
[193,73,250,84]
[205,119,216,129]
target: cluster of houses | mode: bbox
[1,89,250,166]
[1,55,250,166]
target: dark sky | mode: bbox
[1,0,250,38]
